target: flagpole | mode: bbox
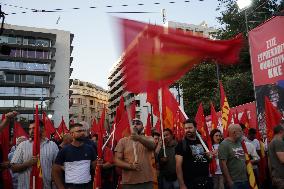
[158,88,167,158]
[102,123,115,151]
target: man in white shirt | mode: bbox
[11,120,59,189]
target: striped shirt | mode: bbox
[11,138,59,189]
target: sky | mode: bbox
[1,0,221,89]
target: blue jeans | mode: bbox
[232,181,249,189]
[162,177,179,189]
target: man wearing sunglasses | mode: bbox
[114,118,156,189]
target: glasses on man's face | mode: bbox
[132,121,142,125]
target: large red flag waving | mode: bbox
[264,96,282,142]
[30,105,43,189]
[120,18,243,93]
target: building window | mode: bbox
[15,75,20,83]
[28,38,36,46]
[0,36,8,43]
[43,76,49,84]
[6,74,14,82]
[26,75,35,83]
[21,75,27,83]
[35,39,50,47]
[16,37,23,44]
[90,100,93,105]
[8,36,17,44]
[35,76,42,84]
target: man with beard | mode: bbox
[175,119,212,189]
[218,124,249,189]
[10,120,59,189]
[52,123,97,189]
[114,118,156,189]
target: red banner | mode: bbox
[249,16,284,86]
[206,102,257,132]
[249,16,284,133]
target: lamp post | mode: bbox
[237,0,252,34]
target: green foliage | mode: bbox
[179,0,283,118]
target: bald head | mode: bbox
[228,124,243,141]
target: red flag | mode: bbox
[195,103,207,139]
[233,110,240,124]
[94,108,106,189]
[174,111,185,141]
[114,110,131,141]
[155,119,161,134]
[130,100,137,119]
[210,103,218,130]
[91,118,99,135]
[162,87,180,130]
[115,96,125,124]
[147,90,160,117]
[42,112,55,139]
[145,113,152,136]
[30,105,43,189]
[120,18,243,93]
[220,81,231,137]
[54,117,69,141]
[264,96,282,142]
[13,121,28,145]
[194,104,216,174]
[203,117,217,175]
[240,109,250,135]
[241,140,258,189]
[104,147,114,163]
[0,114,13,189]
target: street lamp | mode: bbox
[237,0,252,34]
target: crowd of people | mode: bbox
[0,111,284,189]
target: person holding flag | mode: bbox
[114,118,156,189]
[0,111,17,132]
[157,128,179,189]
[10,119,59,189]
[175,119,213,189]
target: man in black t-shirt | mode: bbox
[52,123,97,189]
[175,119,212,189]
